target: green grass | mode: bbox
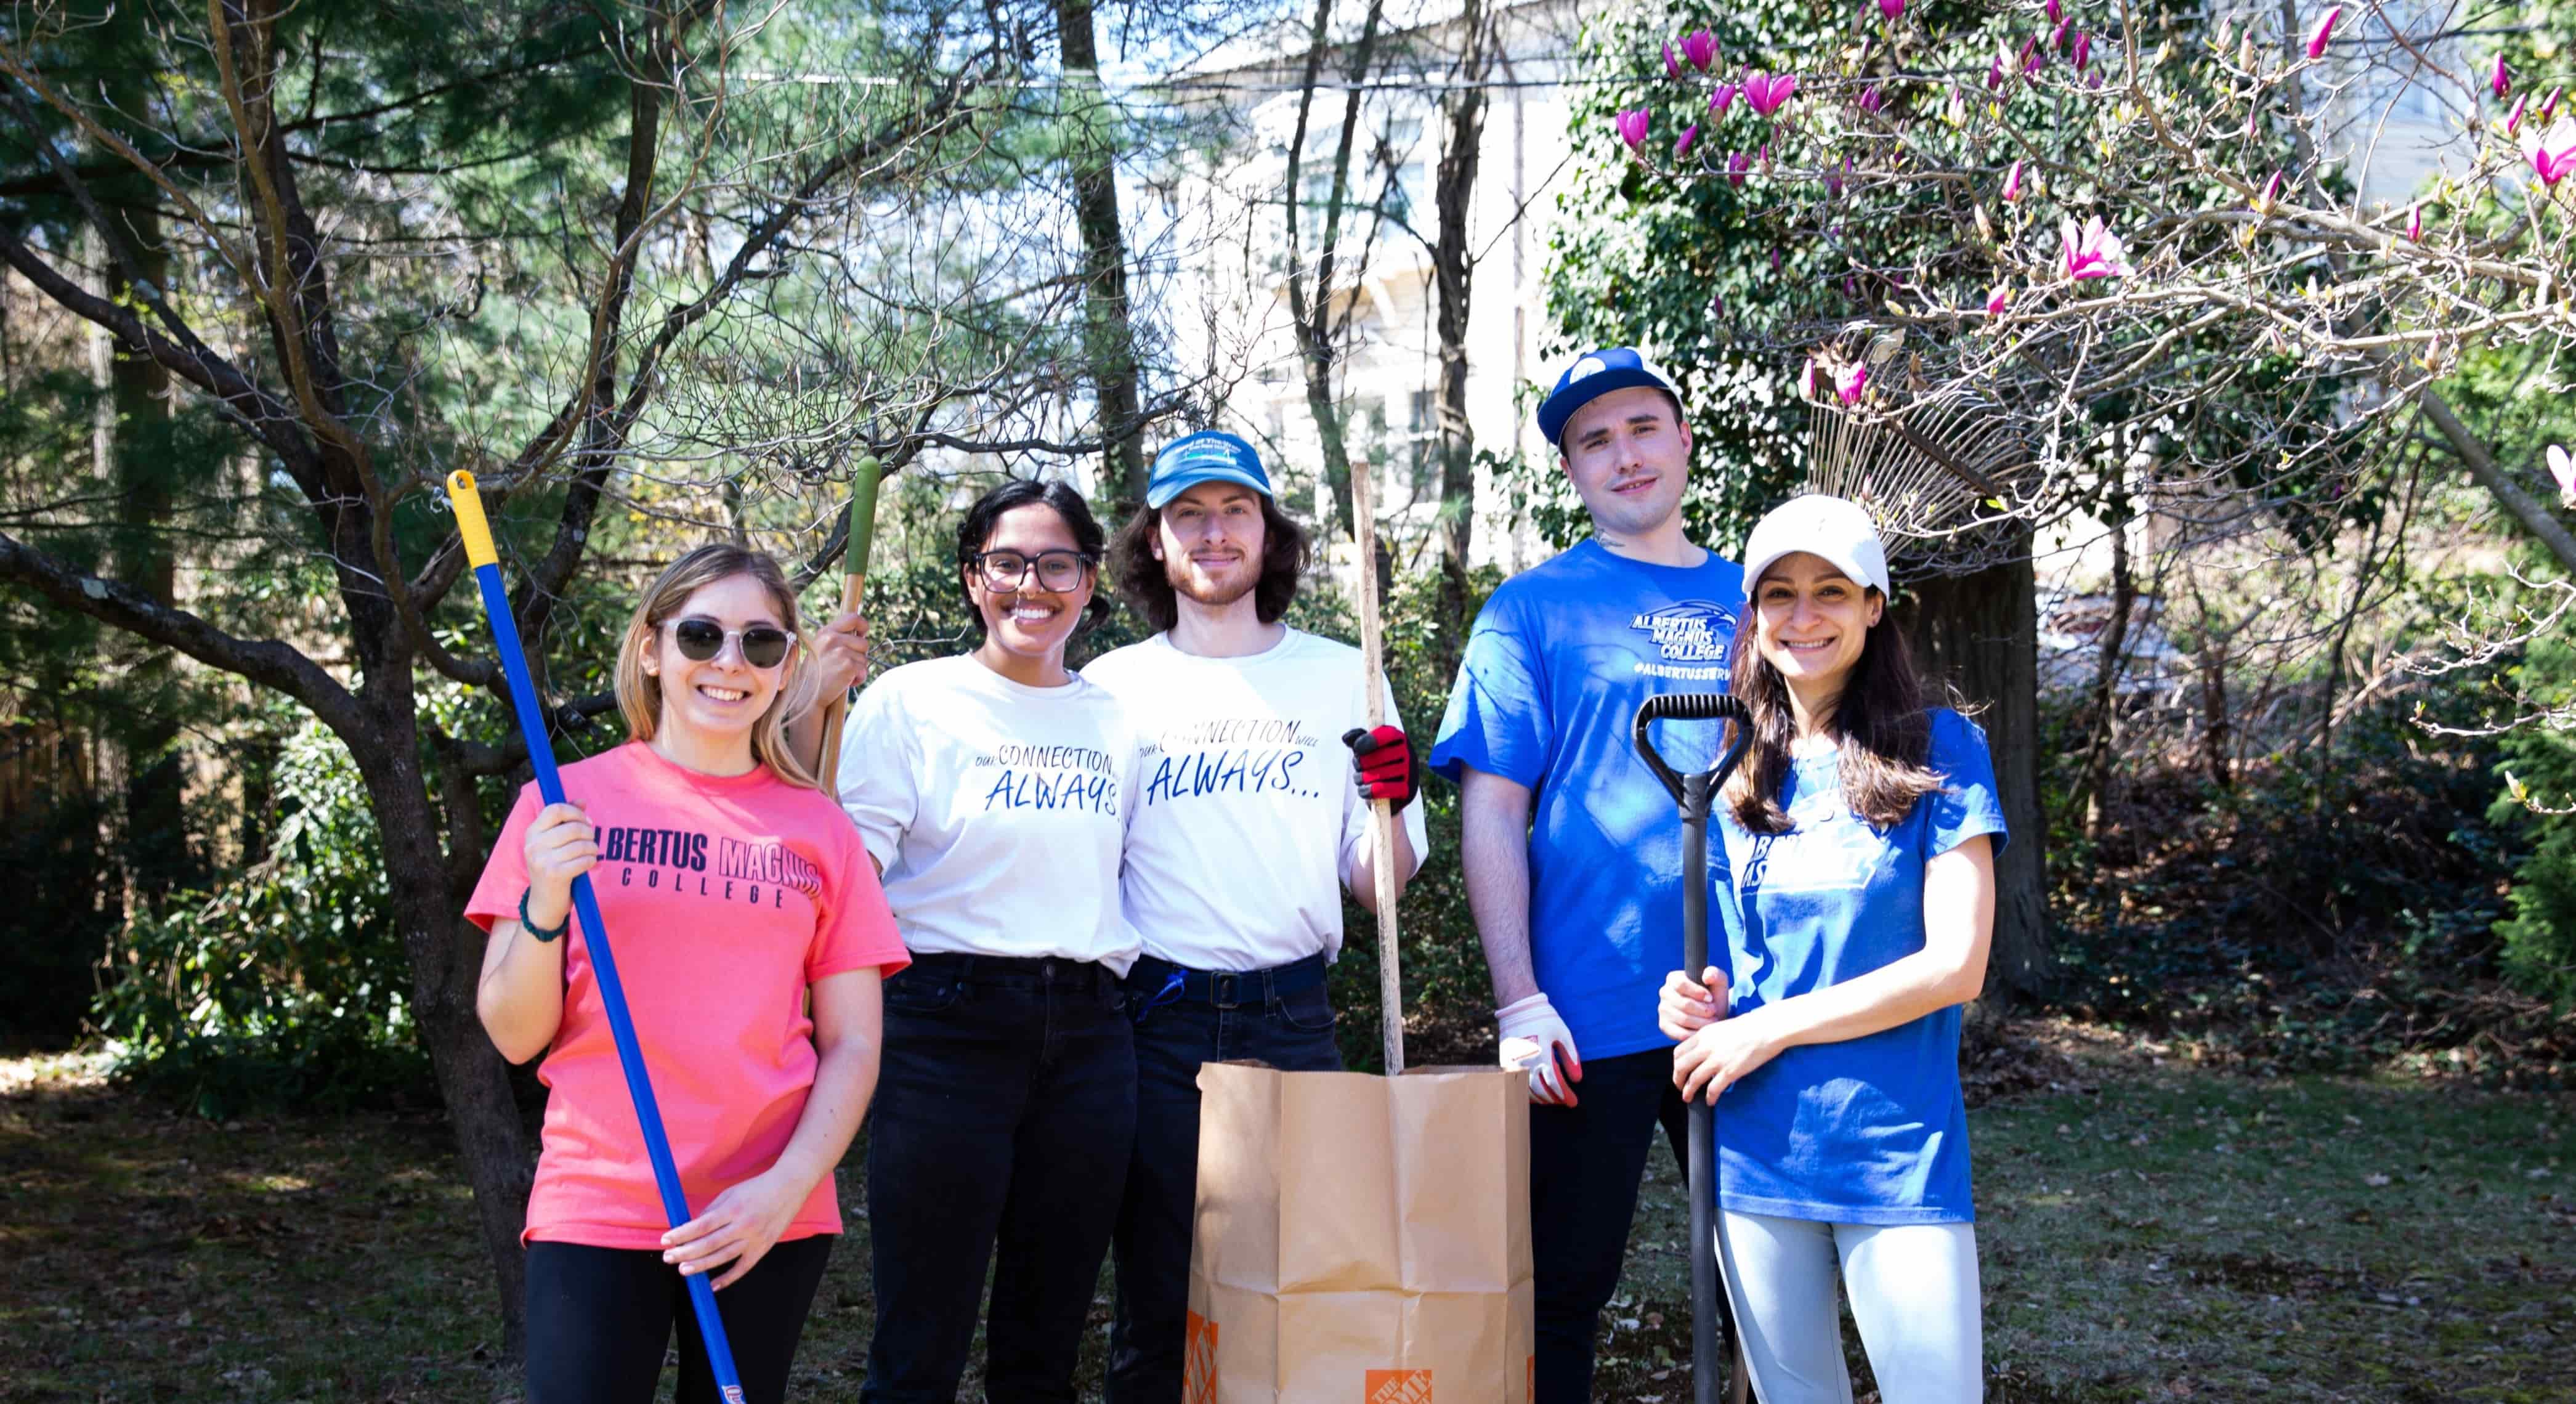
[4,1034,2571,1403]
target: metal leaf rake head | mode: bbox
[1799,335,2040,578]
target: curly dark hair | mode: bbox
[1108,493,1310,633]
[954,478,1114,636]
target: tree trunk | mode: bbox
[2078,479,2132,838]
[1056,0,1147,508]
[1897,544,2050,1000]
[2200,639,2233,790]
[109,205,188,906]
[352,719,534,1359]
[1430,0,1491,657]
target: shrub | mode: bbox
[94,720,427,1118]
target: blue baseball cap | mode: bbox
[1146,430,1274,508]
[1536,347,1684,448]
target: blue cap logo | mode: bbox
[1147,430,1274,508]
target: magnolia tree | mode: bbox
[1592,0,2572,564]
[1544,0,2574,994]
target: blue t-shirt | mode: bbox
[1711,708,2009,1225]
[1430,538,1746,1061]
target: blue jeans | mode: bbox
[1103,952,1342,1404]
[1531,1045,1694,1404]
[861,953,1137,1403]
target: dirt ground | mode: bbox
[3,1020,2570,1403]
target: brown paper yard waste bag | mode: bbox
[1183,1061,1534,1404]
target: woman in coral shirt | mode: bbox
[468,543,905,1404]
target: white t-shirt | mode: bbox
[1082,628,1430,972]
[836,653,1141,973]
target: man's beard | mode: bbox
[1167,552,1259,609]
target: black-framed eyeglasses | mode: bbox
[972,548,1095,593]
[669,617,793,669]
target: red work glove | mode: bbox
[1340,724,1417,813]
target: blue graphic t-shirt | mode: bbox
[1430,538,1746,1060]
[1711,708,2009,1225]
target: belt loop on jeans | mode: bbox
[1211,972,1242,1009]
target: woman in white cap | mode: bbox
[1658,493,2004,1404]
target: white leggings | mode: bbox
[1715,1211,1982,1404]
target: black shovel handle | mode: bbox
[1632,689,1756,1404]
[1634,692,1752,808]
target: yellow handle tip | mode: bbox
[445,469,499,568]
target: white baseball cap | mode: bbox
[1741,494,1891,598]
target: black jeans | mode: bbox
[524,1235,833,1404]
[1531,1045,1694,1404]
[861,952,1138,1403]
[1104,952,1342,1404]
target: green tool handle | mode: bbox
[816,456,883,795]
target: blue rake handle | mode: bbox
[446,471,748,1403]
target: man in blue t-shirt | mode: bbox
[1430,347,1746,1404]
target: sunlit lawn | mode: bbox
[3,1029,2569,1403]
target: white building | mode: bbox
[1146,0,1586,573]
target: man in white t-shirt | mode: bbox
[1085,429,1430,1404]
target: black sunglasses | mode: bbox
[669,617,793,668]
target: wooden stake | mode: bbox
[816,455,883,796]
[1349,458,1405,1074]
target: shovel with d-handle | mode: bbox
[444,470,752,1404]
[1633,691,1756,1404]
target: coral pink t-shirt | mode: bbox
[466,741,907,1250]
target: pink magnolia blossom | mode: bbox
[2525,116,2576,187]
[1860,84,1884,115]
[1727,150,1752,187]
[2405,201,2424,241]
[2020,36,2043,74]
[2060,216,2131,279]
[1614,108,1651,152]
[1709,82,1740,115]
[1664,41,1680,81]
[2052,20,2069,52]
[2551,445,2576,507]
[2072,30,2091,72]
[2508,94,2530,137]
[2304,6,2339,60]
[1675,123,1701,160]
[2004,158,2026,202]
[1836,362,1870,405]
[2543,87,2563,121]
[1826,153,1852,196]
[1877,0,1905,19]
[2044,0,2061,22]
[1681,29,1719,71]
[1743,70,1800,116]
[2492,54,2513,99]
[1986,283,2012,317]
[2088,67,2105,89]
[1987,56,2006,90]
[2253,169,2283,213]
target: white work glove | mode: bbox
[1497,993,1582,1106]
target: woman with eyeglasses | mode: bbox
[466,543,905,1404]
[833,477,1141,1401]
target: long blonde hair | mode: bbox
[612,544,821,789]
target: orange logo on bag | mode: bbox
[1364,1369,1432,1403]
[1183,1312,1218,1404]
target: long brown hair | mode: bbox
[612,544,820,789]
[1722,590,1942,834]
[1108,495,1310,633]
